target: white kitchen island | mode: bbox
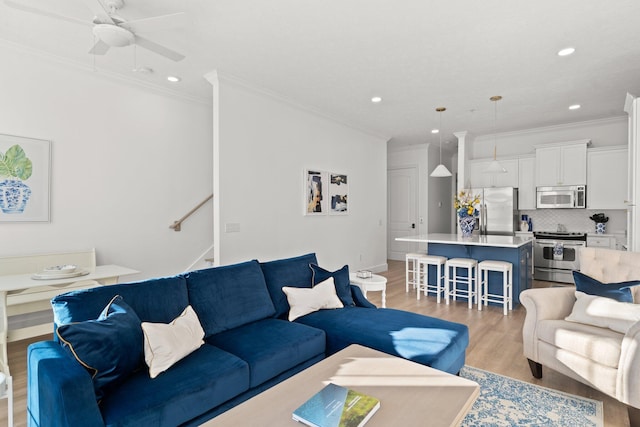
[396,233,533,305]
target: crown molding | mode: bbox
[206,69,391,142]
[471,115,627,142]
[0,38,212,107]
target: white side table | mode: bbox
[349,273,387,308]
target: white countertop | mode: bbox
[396,233,533,248]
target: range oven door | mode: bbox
[533,239,585,271]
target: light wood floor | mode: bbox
[0,260,631,426]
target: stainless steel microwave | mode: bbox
[536,185,586,209]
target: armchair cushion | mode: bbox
[572,271,640,303]
[537,319,623,368]
[566,291,640,334]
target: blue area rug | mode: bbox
[460,366,603,427]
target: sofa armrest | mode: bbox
[350,285,376,308]
[28,341,104,427]
[617,320,640,409]
[520,287,576,362]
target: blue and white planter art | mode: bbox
[0,179,31,214]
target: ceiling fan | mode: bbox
[5,0,186,61]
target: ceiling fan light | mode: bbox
[93,24,134,47]
[431,164,452,177]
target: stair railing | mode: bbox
[170,194,213,231]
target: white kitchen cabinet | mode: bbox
[535,141,588,186]
[587,146,628,209]
[587,235,616,249]
[467,158,518,188]
[518,156,536,210]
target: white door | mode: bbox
[388,167,418,260]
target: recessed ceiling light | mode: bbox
[431,129,439,134]
[558,47,576,57]
[371,96,382,103]
[167,75,181,83]
[569,104,581,110]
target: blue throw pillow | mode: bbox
[310,264,355,307]
[56,295,143,401]
[572,271,640,303]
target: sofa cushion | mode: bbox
[52,275,189,326]
[296,307,468,374]
[310,263,355,307]
[260,253,318,318]
[283,277,344,321]
[186,260,276,336]
[537,319,623,368]
[56,295,143,400]
[142,305,205,378]
[573,271,640,303]
[207,318,325,388]
[100,344,249,427]
[565,291,640,334]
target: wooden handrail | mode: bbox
[170,194,213,231]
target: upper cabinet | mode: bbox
[518,156,536,210]
[535,140,589,187]
[587,146,628,210]
[467,158,518,188]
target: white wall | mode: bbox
[0,43,213,280]
[207,73,388,272]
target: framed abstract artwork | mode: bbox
[328,173,348,215]
[304,169,327,215]
[0,134,51,222]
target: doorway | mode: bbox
[387,167,418,260]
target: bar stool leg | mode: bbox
[467,266,473,309]
[444,266,450,305]
[416,261,422,301]
[436,263,442,304]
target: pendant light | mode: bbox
[484,95,507,174]
[430,107,452,177]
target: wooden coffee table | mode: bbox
[204,344,479,426]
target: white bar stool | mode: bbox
[405,252,427,292]
[444,258,478,309]
[478,260,513,315]
[417,255,447,303]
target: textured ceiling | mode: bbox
[2,0,640,146]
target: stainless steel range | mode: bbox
[533,231,587,283]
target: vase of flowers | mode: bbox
[454,190,480,237]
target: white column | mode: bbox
[454,131,474,191]
[624,93,639,252]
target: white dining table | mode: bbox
[0,264,139,374]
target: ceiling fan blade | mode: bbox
[88,39,110,55]
[4,0,90,26]
[74,0,115,25]
[134,35,185,62]
[124,12,187,33]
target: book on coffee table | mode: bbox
[292,382,380,427]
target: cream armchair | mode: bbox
[521,247,640,424]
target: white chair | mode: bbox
[417,255,447,303]
[405,252,427,292]
[521,247,640,424]
[444,258,478,309]
[478,260,513,315]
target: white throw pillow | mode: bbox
[141,305,205,378]
[565,291,640,334]
[282,277,344,321]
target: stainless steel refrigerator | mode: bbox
[469,187,519,235]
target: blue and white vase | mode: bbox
[0,179,32,214]
[595,222,606,234]
[459,216,476,237]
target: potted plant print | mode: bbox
[0,144,33,214]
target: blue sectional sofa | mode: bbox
[27,253,469,427]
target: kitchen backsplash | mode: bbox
[520,209,627,235]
